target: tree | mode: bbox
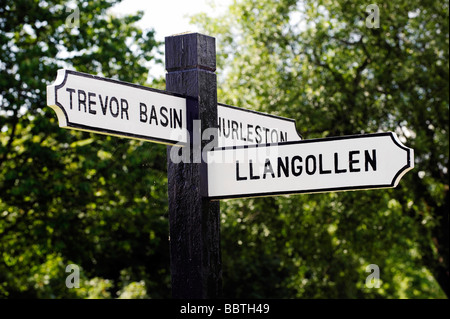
[1,0,448,299]
[0,0,171,298]
[193,0,448,298]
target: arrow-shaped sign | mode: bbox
[47,69,189,145]
[47,69,302,147]
[217,103,301,147]
[206,132,414,199]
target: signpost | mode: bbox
[165,33,221,299]
[47,69,300,148]
[217,103,301,147]
[47,32,415,299]
[206,132,414,199]
[47,69,189,145]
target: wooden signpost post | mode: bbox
[47,32,414,299]
[164,33,221,299]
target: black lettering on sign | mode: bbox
[255,126,262,143]
[305,155,317,175]
[247,124,254,143]
[109,97,119,118]
[319,154,332,174]
[249,160,260,180]
[334,153,347,174]
[149,105,158,125]
[263,159,275,179]
[64,89,129,120]
[349,150,361,172]
[365,149,377,171]
[88,92,96,115]
[223,119,230,138]
[78,90,86,112]
[160,107,169,127]
[100,95,109,115]
[120,99,129,120]
[235,161,247,181]
[231,121,238,140]
[66,88,75,110]
[278,156,290,178]
[148,105,158,125]
[291,155,302,176]
[231,149,379,184]
[173,109,182,129]
[139,103,147,122]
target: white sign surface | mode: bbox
[47,69,188,145]
[217,103,301,147]
[207,132,414,199]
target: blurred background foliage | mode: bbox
[1,0,448,298]
[193,0,448,298]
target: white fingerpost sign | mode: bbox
[217,103,301,147]
[47,69,188,145]
[206,132,414,199]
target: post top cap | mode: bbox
[165,33,216,72]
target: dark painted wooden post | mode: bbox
[165,33,222,298]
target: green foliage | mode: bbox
[1,0,448,299]
[0,0,169,298]
[193,0,449,298]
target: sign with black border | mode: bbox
[217,103,302,147]
[47,69,189,145]
[206,132,414,200]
